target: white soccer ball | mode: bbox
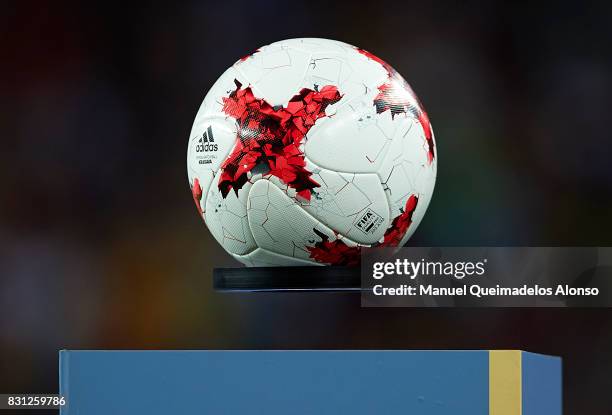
[187,38,437,267]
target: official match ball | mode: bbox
[187,38,437,267]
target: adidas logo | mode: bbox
[196,126,218,152]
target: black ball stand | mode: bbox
[213,266,361,292]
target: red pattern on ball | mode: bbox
[219,80,342,200]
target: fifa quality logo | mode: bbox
[355,208,384,234]
[195,126,218,165]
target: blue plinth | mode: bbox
[59,350,561,415]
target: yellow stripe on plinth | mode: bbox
[489,350,522,415]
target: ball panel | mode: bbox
[377,118,436,247]
[267,38,354,55]
[246,179,360,263]
[234,45,312,107]
[310,49,387,96]
[397,150,437,246]
[304,50,386,100]
[187,66,244,219]
[300,164,391,245]
[197,66,242,117]
[304,100,397,173]
[398,192,431,247]
[187,116,238,214]
[233,247,324,267]
[204,179,256,255]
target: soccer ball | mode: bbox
[187,38,436,267]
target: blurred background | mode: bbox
[1,1,611,413]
